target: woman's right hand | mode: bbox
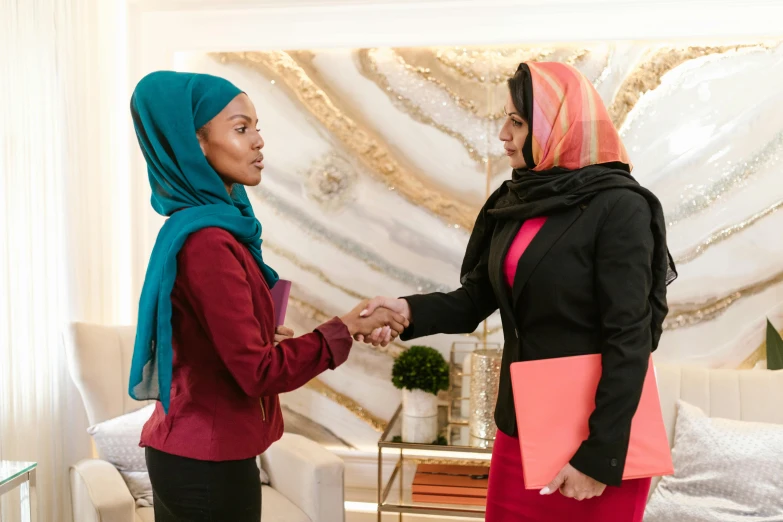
[340,300,409,340]
[354,297,411,346]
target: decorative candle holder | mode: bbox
[447,342,503,447]
[468,348,502,448]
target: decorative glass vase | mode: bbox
[468,348,502,448]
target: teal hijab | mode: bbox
[128,71,278,413]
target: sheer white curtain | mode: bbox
[0,0,130,520]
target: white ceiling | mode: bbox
[129,0,783,48]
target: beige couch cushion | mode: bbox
[261,486,312,522]
[655,364,783,447]
[133,486,310,522]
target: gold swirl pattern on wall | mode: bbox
[664,269,783,330]
[737,323,782,369]
[667,130,783,226]
[205,43,783,434]
[269,241,477,350]
[609,44,774,130]
[268,237,502,342]
[674,200,783,264]
[251,183,450,295]
[357,48,499,165]
[361,49,480,114]
[216,51,477,231]
[287,295,333,324]
[389,47,593,117]
[265,241,367,301]
[432,46,587,84]
[220,45,783,338]
[304,378,388,432]
[737,344,767,370]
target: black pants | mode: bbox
[145,447,262,522]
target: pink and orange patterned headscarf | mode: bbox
[524,61,631,172]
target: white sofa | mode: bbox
[64,322,346,522]
[651,362,783,494]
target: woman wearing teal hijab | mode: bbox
[129,71,408,521]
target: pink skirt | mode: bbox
[485,430,650,522]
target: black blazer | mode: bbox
[401,188,658,486]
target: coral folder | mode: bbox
[509,354,673,489]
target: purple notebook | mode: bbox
[270,279,292,327]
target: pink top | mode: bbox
[504,217,548,288]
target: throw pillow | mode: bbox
[644,400,783,521]
[88,405,271,508]
[87,404,156,507]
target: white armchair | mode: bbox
[64,322,345,522]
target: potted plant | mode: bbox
[392,345,450,442]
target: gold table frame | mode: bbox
[376,341,502,520]
[376,405,492,520]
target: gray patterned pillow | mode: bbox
[644,400,783,521]
[87,405,156,507]
[88,405,272,507]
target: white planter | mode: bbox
[402,415,439,444]
[402,388,439,418]
[401,389,439,443]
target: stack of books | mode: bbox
[411,463,489,506]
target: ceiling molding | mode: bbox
[130,1,783,55]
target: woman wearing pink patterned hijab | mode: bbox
[361,61,675,522]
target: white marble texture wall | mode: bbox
[178,41,783,449]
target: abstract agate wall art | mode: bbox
[175,41,783,449]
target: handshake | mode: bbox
[340,296,412,347]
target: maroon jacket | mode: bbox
[140,227,352,461]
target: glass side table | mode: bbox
[377,405,492,521]
[0,461,38,522]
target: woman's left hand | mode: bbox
[274,325,294,344]
[540,463,606,501]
